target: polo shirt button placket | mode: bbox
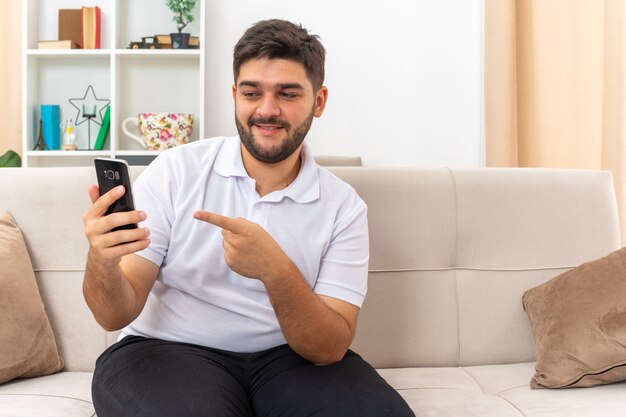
[247,202,257,221]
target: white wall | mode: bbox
[204,0,484,167]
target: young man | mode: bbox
[83,19,414,417]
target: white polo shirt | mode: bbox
[120,136,369,352]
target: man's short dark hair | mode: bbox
[233,19,326,91]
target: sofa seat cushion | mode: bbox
[0,372,94,416]
[378,362,626,417]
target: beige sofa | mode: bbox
[1,165,625,416]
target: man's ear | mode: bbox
[232,84,237,101]
[314,86,328,118]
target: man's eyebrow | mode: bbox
[276,83,304,90]
[237,80,305,90]
[238,80,261,88]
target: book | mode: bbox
[81,6,101,49]
[58,9,82,48]
[155,34,172,49]
[40,105,61,149]
[189,36,199,48]
[38,40,80,49]
[94,106,110,150]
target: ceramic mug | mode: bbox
[122,112,193,151]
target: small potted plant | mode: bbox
[166,0,197,49]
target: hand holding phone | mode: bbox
[94,158,138,231]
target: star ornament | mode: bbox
[69,85,110,126]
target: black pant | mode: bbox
[92,336,414,417]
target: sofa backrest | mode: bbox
[0,166,620,371]
[340,167,620,368]
[313,155,362,166]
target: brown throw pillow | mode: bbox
[0,212,64,384]
[522,246,626,389]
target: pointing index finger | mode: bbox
[193,211,242,233]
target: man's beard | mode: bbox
[235,109,315,164]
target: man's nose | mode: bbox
[256,95,281,118]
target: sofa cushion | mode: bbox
[0,212,64,384]
[522,246,626,388]
[379,362,626,417]
[0,372,94,416]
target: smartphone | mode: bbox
[94,157,137,231]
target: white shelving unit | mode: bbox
[22,0,205,167]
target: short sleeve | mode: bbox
[313,197,369,308]
[132,154,178,267]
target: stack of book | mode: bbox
[38,6,100,50]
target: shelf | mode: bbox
[114,150,161,156]
[114,49,201,57]
[28,150,111,157]
[26,150,170,157]
[27,49,112,57]
[28,49,201,58]
[22,0,205,167]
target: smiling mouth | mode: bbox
[255,124,283,131]
[248,117,290,132]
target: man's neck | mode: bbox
[241,144,303,197]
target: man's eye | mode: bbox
[280,92,298,99]
[242,91,259,98]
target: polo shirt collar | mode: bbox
[214,136,249,178]
[214,136,320,204]
[283,142,320,204]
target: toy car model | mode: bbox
[127,37,159,49]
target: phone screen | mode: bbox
[94,158,137,231]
